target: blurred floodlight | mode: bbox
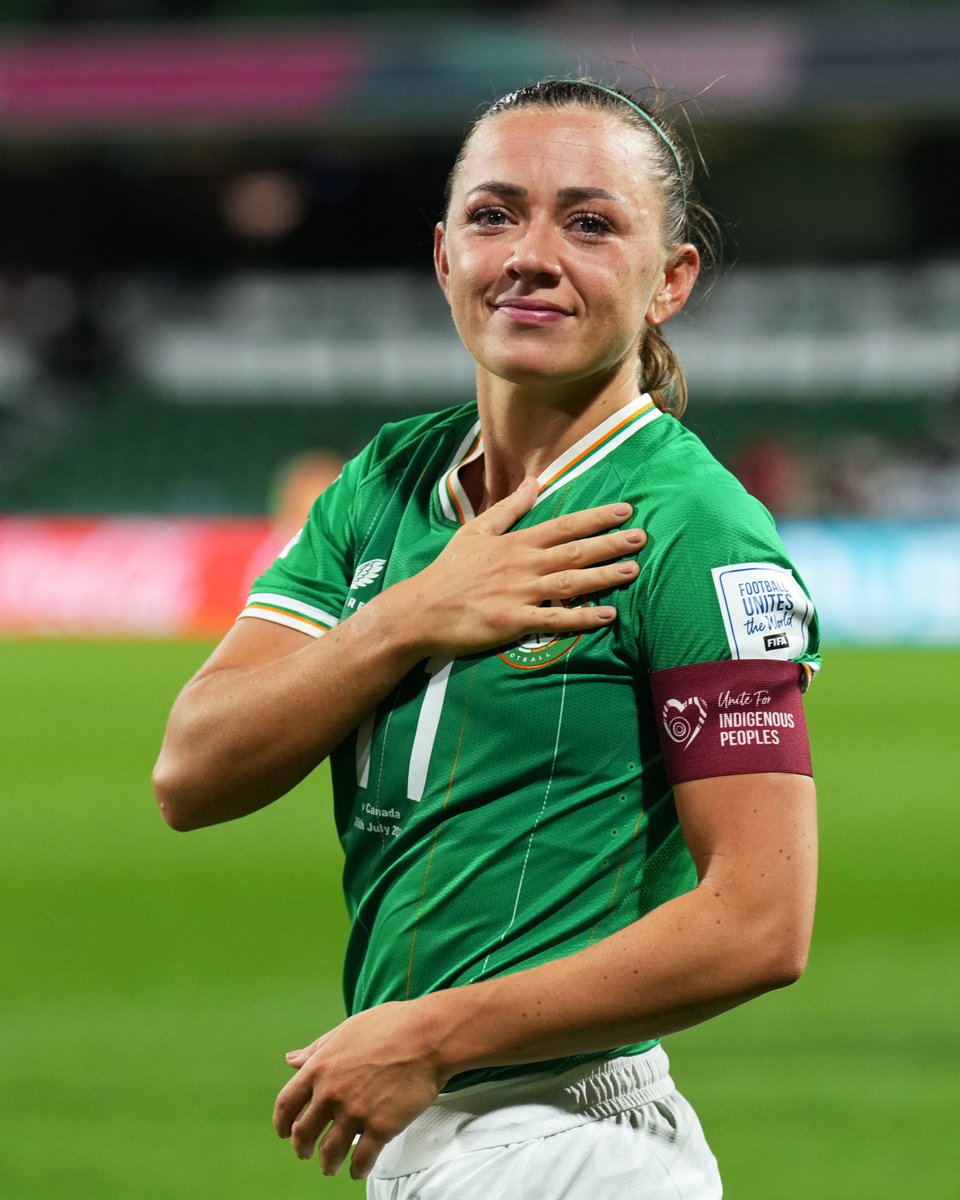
[221,170,307,243]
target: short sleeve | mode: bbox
[240,448,368,638]
[630,476,821,682]
[628,473,820,782]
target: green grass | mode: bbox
[2,642,958,1198]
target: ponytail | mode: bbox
[642,324,688,418]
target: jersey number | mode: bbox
[355,657,452,803]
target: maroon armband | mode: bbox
[650,659,812,785]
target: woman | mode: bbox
[154,79,820,1198]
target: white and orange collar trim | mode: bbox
[438,395,662,524]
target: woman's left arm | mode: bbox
[275,771,816,1177]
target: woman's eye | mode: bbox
[470,207,510,228]
[571,212,611,236]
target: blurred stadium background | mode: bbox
[1,2,958,1197]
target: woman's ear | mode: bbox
[434,222,450,301]
[646,244,700,326]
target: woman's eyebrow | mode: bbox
[465,180,527,200]
[464,181,624,206]
[557,186,625,206]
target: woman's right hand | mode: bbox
[397,478,646,660]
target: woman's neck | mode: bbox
[465,368,642,513]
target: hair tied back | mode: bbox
[573,80,687,205]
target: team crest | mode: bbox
[498,598,589,670]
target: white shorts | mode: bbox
[367,1046,721,1199]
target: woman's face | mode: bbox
[435,105,698,392]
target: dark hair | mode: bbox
[443,78,720,418]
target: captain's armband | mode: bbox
[650,659,813,785]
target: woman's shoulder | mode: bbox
[347,402,480,485]
[628,415,771,528]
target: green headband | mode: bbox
[576,81,687,205]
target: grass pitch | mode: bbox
[1,641,957,1198]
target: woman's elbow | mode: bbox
[151,752,207,832]
[764,941,809,990]
[754,919,813,991]
[151,742,278,831]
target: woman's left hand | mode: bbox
[274,999,449,1179]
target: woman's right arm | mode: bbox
[151,588,429,831]
[152,483,645,831]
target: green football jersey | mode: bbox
[243,394,821,1088]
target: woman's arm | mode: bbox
[275,770,817,1178]
[430,770,817,1058]
[152,605,424,831]
[152,483,645,830]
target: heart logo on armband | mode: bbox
[662,696,708,750]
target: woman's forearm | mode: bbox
[424,876,808,1082]
[152,585,426,830]
[424,774,817,1081]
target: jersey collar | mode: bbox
[437,394,662,525]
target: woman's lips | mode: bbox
[494,299,571,325]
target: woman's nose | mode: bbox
[503,223,562,283]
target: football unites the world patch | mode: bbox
[711,562,813,663]
[650,659,812,784]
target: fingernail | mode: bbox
[618,561,638,574]
[611,503,631,517]
[624,529,644,544]
[597,608,616,621]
